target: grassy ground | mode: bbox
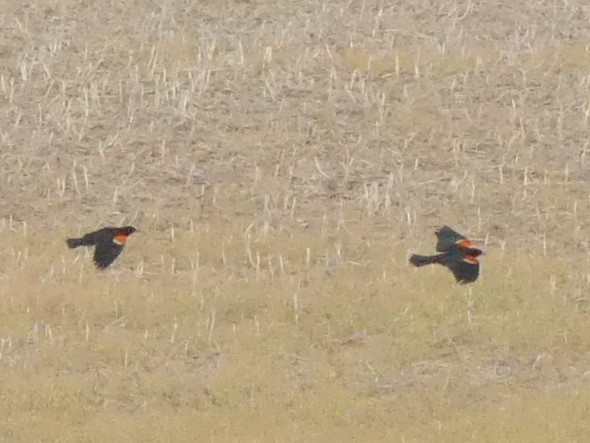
[1,0,590,441]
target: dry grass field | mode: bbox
[1,0,590,441]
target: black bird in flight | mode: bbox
[409,225,483,284]
[67,226,137,269]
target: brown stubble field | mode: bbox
[1,0,590,441]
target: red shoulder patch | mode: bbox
[113,234,128,245]
[463,255,479,264]
[456,239,474,248]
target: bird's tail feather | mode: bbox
[409,254,441,267]
[66,238,84,249]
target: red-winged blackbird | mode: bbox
[66,226,137,269]
[409,225,483,284]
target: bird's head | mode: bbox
[120,226,138,236]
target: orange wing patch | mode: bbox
[113,234,129,245]
[456,239,474,248]
[463,255,479,264]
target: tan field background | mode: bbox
[1,0,590,441]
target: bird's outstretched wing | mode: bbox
[443,255,480,284]
[435,225,471,252]
[93,239,124,269]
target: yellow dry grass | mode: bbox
[1,0,590,441]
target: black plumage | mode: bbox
[67,226,137,269]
